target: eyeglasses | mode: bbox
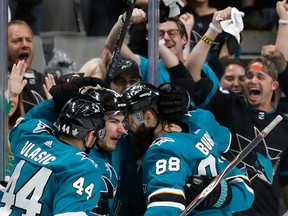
[159,29,180,39]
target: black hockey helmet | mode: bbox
[122,81,160,114]
[88,88,127,116]
[56,94,105,141]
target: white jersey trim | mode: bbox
[148,187,184,201]
[147,201,185,210]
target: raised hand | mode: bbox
[130,8,146,25]
[261,44,287,72]
[211,7,232,32]
[179,12,194,34]
[43,73,56,99]
[276,0,288,20]
[8,60,28,99]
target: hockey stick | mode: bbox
[180,114,283,216]
[105,0,137,86]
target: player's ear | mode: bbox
[86,130,97,148]
[144,110,157,127]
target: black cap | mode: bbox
[112,59,142,81]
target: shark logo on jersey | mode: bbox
[30,89,44,104]
[77,152,99,168]
[22,88,45,107]
[33,120,56,135]
[150,137,175,147]
[104,163,118,181]
[101,175,117,198]
[91,164,118,215]
[229,126,282,183]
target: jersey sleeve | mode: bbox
[200,110,231,154]
[217,157,255,213]
[9,99,59,147]
[187,109,231,154]
[142,142,188,215]
[54,164,102,215]
[11,99,58,130]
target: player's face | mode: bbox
[220,64,245,95]
[159,21,187,58]
[110,71,141,94]
[8,24,34,69]
[124,111,145,133]
[98,114,126,151]
[243,62,279,110]
[130,115,156,157]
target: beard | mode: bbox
[131,124,155,160]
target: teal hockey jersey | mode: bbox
[0,99,102,216]
[142,123,254,215]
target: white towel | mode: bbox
[161,0,184,18]
[220,7,245,44]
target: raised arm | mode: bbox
[105,8,146,65]
[184,7,232,82]
[261,0,288,98]
[275,0,288,61]
[179,12,195,61]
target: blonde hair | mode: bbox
[80,58,106,81]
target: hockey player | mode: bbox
[87,88,127,215]
[47,76,125,215]
[0,94,105,215]
[49,77,130,215]
[122,81,255,215]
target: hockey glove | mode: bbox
[158,83,190,119]
[183,175,232,210]
[49,77,106,112]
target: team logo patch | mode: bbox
[151,137,175,147]
[77,152,98,168]
[258,112,265,120]
[33,120,55,135]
